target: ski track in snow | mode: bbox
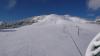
[0,14,100,56]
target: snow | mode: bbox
[0,14,100,56]
[85,33,100,56]
[64,15,87,23]
[31,14,87,24]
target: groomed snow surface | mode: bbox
[0,14,100,56]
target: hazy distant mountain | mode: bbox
[0,14,88,29]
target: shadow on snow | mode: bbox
[0,29,17,32]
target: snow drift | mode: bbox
[0,14,100,56]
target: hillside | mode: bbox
[0,14,100,56]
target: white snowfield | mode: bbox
[0,14,100,56]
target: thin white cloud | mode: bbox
[7,0,16,9]
[87,13,95,17]
[88,0,100,10]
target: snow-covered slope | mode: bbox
[0,14,100,56]
[31,14,87,23]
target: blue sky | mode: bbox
[0,0,100,22]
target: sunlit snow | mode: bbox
[0,14,100,56]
